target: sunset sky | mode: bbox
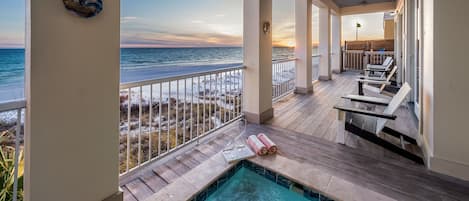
[0,0,385,48]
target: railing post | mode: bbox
[294,0,313,94]
[243,0,273,124]
[363,51,369,71]
[318,6,332,80]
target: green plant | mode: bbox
[0,131,24,201]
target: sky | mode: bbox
[0,0,384,48]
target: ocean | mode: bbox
[0,47,298,102]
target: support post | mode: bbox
[336,110,346,144]
[25,1,122,200]
[318,7,332,80]
[331,13,342,73]
[294,0,314,94]
[243,0,273,124]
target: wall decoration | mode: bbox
[263,22,271,35]
[63,0,103,18]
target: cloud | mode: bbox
[121,16,138,23]
[191,20,205,24]
[121,31,242,48]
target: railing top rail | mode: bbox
[344,50,365,53]
[272,58,297,64]
[365,51,395,55]
[120,65,246,90]
[0,99,26,112]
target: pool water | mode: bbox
[206,167,314,201]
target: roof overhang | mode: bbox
[314,0,397,16]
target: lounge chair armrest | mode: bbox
[356,79,391,85]
[333,105,397,120]
[365,68,388,72]
[366,64,386,69]
[357,75,387,81]
[341,95,390,106]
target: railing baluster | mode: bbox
[12,108,21,201]
[149,85,153,160]
[209,74,212,131]
[158,83,162,156]
[183,79,186,144]
[176,80,179,148]
[197,76,200,138]
[190,77,194,141]
[138,86,142,166]
[214,73,218,127]
[126,88,131,172]
[167,82,171,151]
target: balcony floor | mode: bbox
[121,72,469,201]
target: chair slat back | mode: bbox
[382,57,393,67]
[375,83,412,134]
[379,66,398,91]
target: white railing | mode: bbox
[0,99,26,201]
[364,51,395,66]
[342,50,365,70]
[119,66,244,175]
[343,50,395,71]
[272,58,296,101]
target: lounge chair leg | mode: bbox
[358,82,364,95]
[336,110,346,144]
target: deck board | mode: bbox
[125,179,154,201]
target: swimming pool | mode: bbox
[190,160,333,201]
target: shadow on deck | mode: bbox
[121,72,469,201]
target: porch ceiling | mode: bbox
[332,0,395,8]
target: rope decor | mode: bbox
[63,0,103,18]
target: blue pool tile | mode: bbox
[264,169,277,182]
[226,167,236,178]
[276,174,293,189]
[319,194,334,201]
[252,165,265,176]
[291,183,305,195]
[206,182,218,196]
[196,189,207,201]
[217,173,230,187]
[303,188,320,200]
[244,161,256,171]
[235,161,243,170]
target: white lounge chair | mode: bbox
[357,66,398,95]
[334,83,423,164]
[365,57,393,78]
[367,56,393,70]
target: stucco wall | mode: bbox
[430,0,469,181]
[25,0,121,200]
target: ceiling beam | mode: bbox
[340,2,397,16]
[313,0,340,15]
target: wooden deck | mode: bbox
[267,71,422,163]
[121,72,469,201]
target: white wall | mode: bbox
[428,0,469,181]
[25,0,121,200]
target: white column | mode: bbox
[318,7,332,80]
[243,0,273,124]
[25,1,122,201]
[294,0,314,94]
[331,14,342,73]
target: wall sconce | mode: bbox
[263,22,271,34]
[63,0,103,18]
